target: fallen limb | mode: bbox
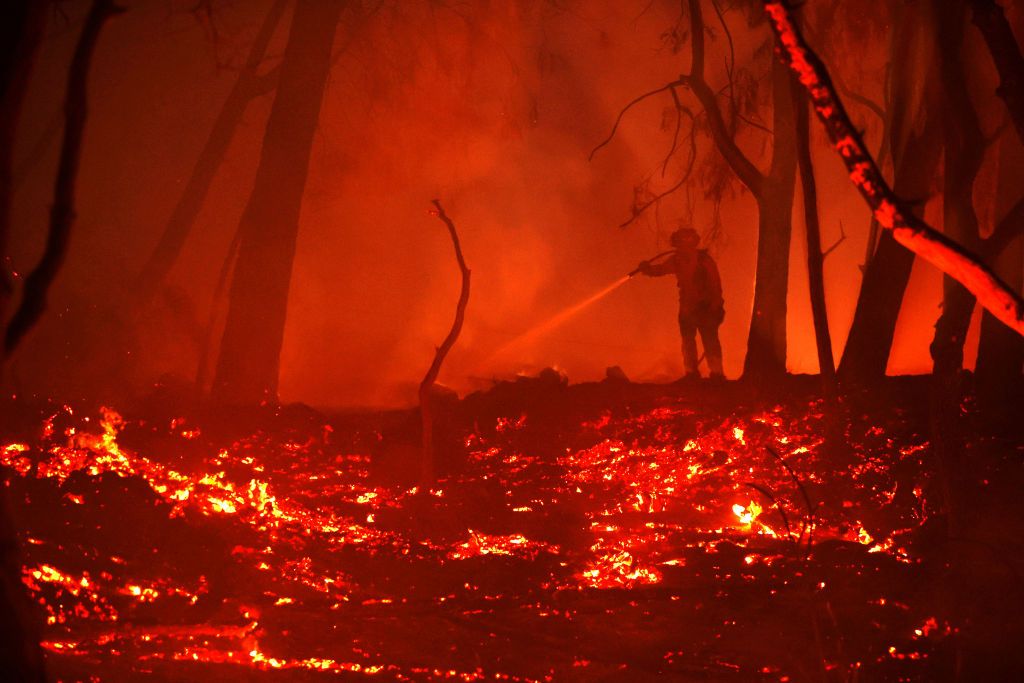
[419,199,471,484]
[763,0,1024,337]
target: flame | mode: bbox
[732,501,763,527]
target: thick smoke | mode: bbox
[6,0,1020,406]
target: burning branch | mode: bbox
[3,0,124,358]
[419,200,470,484]
[762,0,1024,337]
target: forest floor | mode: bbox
[2,374,1023,682]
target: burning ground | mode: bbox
[2,377,1022,681]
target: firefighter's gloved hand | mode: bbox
[637,260,652,275]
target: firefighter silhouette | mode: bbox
[636,228,725,379]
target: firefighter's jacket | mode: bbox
[646,249,725,324]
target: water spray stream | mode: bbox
[487,275,632,362]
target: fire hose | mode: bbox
[628,249,676,277]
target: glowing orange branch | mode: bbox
[763,0,1024,337]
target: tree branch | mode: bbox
[764,0,1024,337]
[660,88,687,176]
[821,220,846,260]
[590,81,682,161]
[622,119,699,228]
[419,199,471,484]
[681,0,765,196]
[710,0,737,131]
[4,0,123,358]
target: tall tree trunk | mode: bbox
[212,0,342,404]
[131,0,286,307]
[930,1,986,377]
[743,58,797,382]
[976,136,1024,413]
[0,2,48,338]
[793,78,835,388]
[838,1,944,383]
[681,0,796,383]
[975,236,1023,406]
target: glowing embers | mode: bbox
[2,394,947,680]
[578,543,662,589]
[731,501,761,528]
[447,530,557,561]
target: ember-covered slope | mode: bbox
[2,378,1022,681]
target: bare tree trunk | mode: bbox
[0,1,48,334]
[930,1,987,377]
[977,139,1024,414]
[420,200,470,485]
[838,2,944,383]
[3,0,123,358]
[681,0,796,383]
[793,77,835,388]
[132,0,286,307]
[195,226,241,392]
[212,0,343,404]
[744,59,797,382]
[975,239,1023,409]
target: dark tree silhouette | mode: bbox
[792,66,835,389]
[3,0,123,358]
[838,1,944,383]
[2,1,120,677]
[967,0,1024,407]
[132,0,287,308]
[419,200,470,485]
[0,2,48,335]
[212,0,343,404]
[0,3,49,674]
[681,0,797,382]
[930,1,989,377]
